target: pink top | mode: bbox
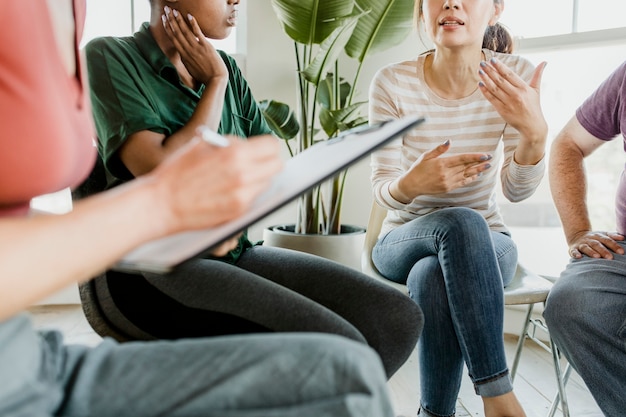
[0,0,96,217]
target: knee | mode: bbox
[543,277,586,336]
[311,334,388,384]
[406,257,443,307]
[436,207,489,234]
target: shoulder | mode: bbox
[84,36,131,61]
[372,57,421,85]
[602,61,626,88]
[218,51,241,73]
[217,51,249,91]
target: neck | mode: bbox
[424,47,485,100]
[149,16,196,88]
[149,13,180,64]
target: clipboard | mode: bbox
[114,114,425,274]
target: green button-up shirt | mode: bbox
[86,23,272,262]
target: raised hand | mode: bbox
[391,140,492,203]
[478,58,548,143]
[162,6,228,84]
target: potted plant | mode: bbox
[260,0,415,268]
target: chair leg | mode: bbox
[547,341,571,417]
[510,303,534,382]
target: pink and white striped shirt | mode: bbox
[369,49,545,238]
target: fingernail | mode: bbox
[161,14,166,25]
[478,81,485,87]
[490,57,498,64]
[173,9,179,17]
[485,163,492,169]
[443,139,450,146]
[478,69,485,76]
[164,5,170,14]
[188,13,193,21]
[480,61,487,68]
[479,155,490,161]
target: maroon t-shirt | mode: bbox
[576,61,626,234]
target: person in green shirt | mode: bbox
[85,0,423,378]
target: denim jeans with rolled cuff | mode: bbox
[373,207,517,417]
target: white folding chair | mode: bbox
[361,201,570,417]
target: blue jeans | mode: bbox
[372,207,518,417]
[544,242,626,417]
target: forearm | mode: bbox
[513,125,547,166]
[501,157,545,202]
[164,77,228,151]
[0,178,166,320]
[389,176,414,204]
[549,139,592,244]
[122,77,229,175]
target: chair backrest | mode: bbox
[78,275,132,341]
[72,155,135,341]
[361,201,408,293]
[360,201,554,303]
[72,152,108,200]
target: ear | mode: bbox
[489,0,504,26]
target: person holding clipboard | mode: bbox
[0,0,401,416]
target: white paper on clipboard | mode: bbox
[114,115,425,274]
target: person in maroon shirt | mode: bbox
[545,61,626,417]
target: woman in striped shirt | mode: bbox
[369,0,547,416]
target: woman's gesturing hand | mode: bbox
[162,7,228,84]
[390,140,492,203]
[478,58,548,142]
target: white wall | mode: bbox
[243,0,425,241]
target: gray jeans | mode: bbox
[101,245,423,378]
[544,241,626,417]
[0,314,394,417]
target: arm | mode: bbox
[549,116,624,259]
[479,58,547,166]
[121,10,231,176]
[499,124,546,202]
[0,137,282,320]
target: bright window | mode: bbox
[577,0,624,32]
[503,0,626,38]
[496,2,626,231]
[504,0,574,39]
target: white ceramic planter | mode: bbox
[262,224,366,271]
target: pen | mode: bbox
[197,126,231,147]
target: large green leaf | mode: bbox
[316,74,352,110]
[270,0,356,45]
[345,0,415,62]
[319,102,367,137]
[258,99,300,140]
[301,14,361,85]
